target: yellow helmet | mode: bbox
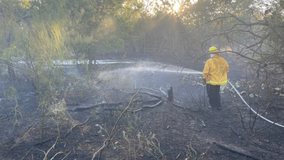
[208,46,218,53]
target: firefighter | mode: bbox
[203,46,229,110]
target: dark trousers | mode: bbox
[206,84,222,108]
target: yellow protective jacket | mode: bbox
[203,54,229,85]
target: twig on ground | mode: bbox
[21,149,31,160]
[63,116,91,138]
[133,108,142,112]
[190,137,197,160]
[200,120,206,127]
[35,136,56,146]
[38,137,59,160]
[176,153,181,159]
[91,88,141,160]
[0,115,8,121]
[229,125,240,136]
[213,142,262,160]
[50,151,64,160]
[61,151,71,160]
[198,147,210,160]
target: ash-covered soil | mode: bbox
[0,52,284,160]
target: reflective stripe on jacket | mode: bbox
[202,54,229,86]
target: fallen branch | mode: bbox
[133,100,164,112]
[142,87,160,93]
[107,100,162,110]
[71,99,161,113]
[71,102,128,112]
[140,91,162,99]
[213,142,262,160]
[159,87,168,98]
[71,99,158,112]
[117,88,162,99]
[91,88,141,160]
[63,116,91,138]
[143,100,163,108]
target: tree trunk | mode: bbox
[88,52,96,71]
[6,33,16,83]
[7,62,16,82]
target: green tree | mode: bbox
[64,0,129,70]
[0,0,33,82]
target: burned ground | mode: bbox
[0,53,284,160]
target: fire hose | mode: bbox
[227,80,284,128]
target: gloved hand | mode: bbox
[203,79,206,85]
